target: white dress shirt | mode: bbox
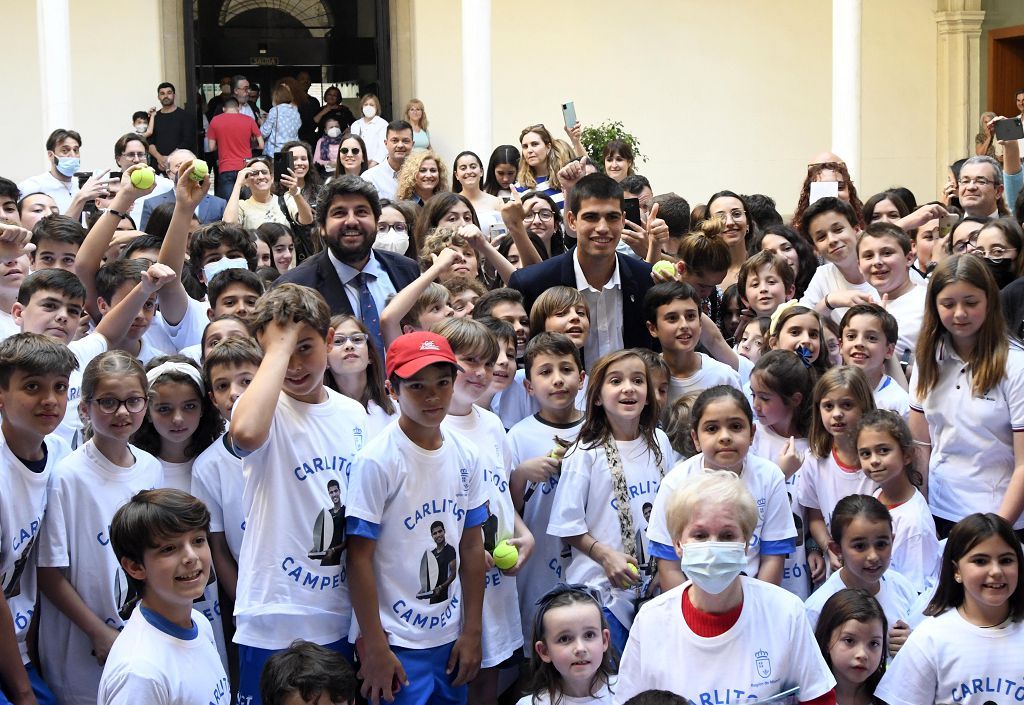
[327,248,398,319]
[361,161,399,201]
[574,249,623,371]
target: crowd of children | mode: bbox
[1,121,1023,705]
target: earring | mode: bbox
[954,575,962,583]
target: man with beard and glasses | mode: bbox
[275,175,419,354]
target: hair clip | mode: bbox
[795,344,814,368]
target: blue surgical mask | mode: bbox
[55,156,80,178]
[203,257,248,283]
[679,541,747,594]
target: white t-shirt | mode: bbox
[615,579,836,704]
[232,388,366,649]
[97,606,229,705]
[884,283,926,365]
[158,458,192,492]
[443,406,523,667]
[875,608,1024,705]
[350,115,389,165]
[0,433,70,663]
[56,332,109,447]
[548,431,678,628]
[517,677,616,705]
[804,568,917,632]
[154,297,211,352]
[646,453,797,579]
[191,434,246,561]
[876,488,940,594]
[799,262,879,324]
[910,340,1024,528]
[365,399,398,439]
[874,375,910,418]
[37,441,163,705]
[749,426,813,599]
[345,421,488,650]
[0,311,19,342]
[665,352,743,404]
[154,455,227,670]
[797,451,877,533]
[507,412,584,650]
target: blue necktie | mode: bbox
[355,272,385,359]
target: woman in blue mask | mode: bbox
[616,471,837,705]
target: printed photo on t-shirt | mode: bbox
[482,499,498,553]
[1,535,33,600]
[418,521,457,604]
[309,478,346,566]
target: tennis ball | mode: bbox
[492,539,518,570]
[130,167,155,190]
[190,159,209,183]
[653,260,676,278]
[620,563,640,588]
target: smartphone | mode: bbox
[108,171,123,182]
[809,180,839,203]
[75,172,93,189]
[561,101,577,129]
[994,117,1024,142]
[938,214,958,239]
[624,197,642,226]
[273,151,294,182]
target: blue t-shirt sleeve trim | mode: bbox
[346,517,381,540]
[760,537,797,556]
[465,504,488,529]
[649,540,677,561]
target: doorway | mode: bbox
[988,25,1024,117]
[186,0,391,120]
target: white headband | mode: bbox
[146,361,204,393]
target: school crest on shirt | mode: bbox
[755,649,772,679]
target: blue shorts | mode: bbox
[390,641,467,705]
[0,662,56,705]
[237,638,353,705]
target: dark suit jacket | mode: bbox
[509,249,657,351]
[139,190,226,230]
[275,248,421,316]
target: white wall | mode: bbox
[403,0,941,214]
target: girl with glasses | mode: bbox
[325,314,396,438]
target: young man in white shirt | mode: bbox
[360,121,413,202]
[99,489,228,705]
[346,331,487,705]
[0,334,76,705]
[229,284,367,705]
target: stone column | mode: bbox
[37,0,72,128]
[833,0,862,183]
[462,0,492,158]
[935,1,985,191]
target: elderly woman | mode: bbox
[616,471,836,704]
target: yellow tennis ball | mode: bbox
[130,167,155,190]
[653,260,675,278]
[190,159,209,183]
[629,563,639,575]
[492,539,518,570]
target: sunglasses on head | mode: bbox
[339,147,361,155]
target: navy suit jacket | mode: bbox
[139,190,226,230]
[509,249,657,351]
[275,248,421,316]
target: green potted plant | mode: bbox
[581,121,644,172]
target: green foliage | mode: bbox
[581,120,645,171]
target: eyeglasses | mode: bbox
[969,244,1017,259]
[339,147,361,155]
[89,396,147,414]
[959,176,994,187]
[952,240,973,254]
[377,223,407,233]
[523,210,554,223]
[122,152,147,161]
[333,333,368,346]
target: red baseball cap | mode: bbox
[386,331,459,379]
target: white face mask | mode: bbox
[203,257,249,284]
[362,104,376,119]
[679,541,747,594]
[372,227,410,255]
[134,124,148,134]
[326,127,342,138]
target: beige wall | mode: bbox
[400,0,941,214]
[3,0,166,184]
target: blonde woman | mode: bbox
[260,82,300,157]
[396,149,448,205]
[404,98,431,149]
[513,124,571,211]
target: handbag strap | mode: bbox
[601,437,666,558]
